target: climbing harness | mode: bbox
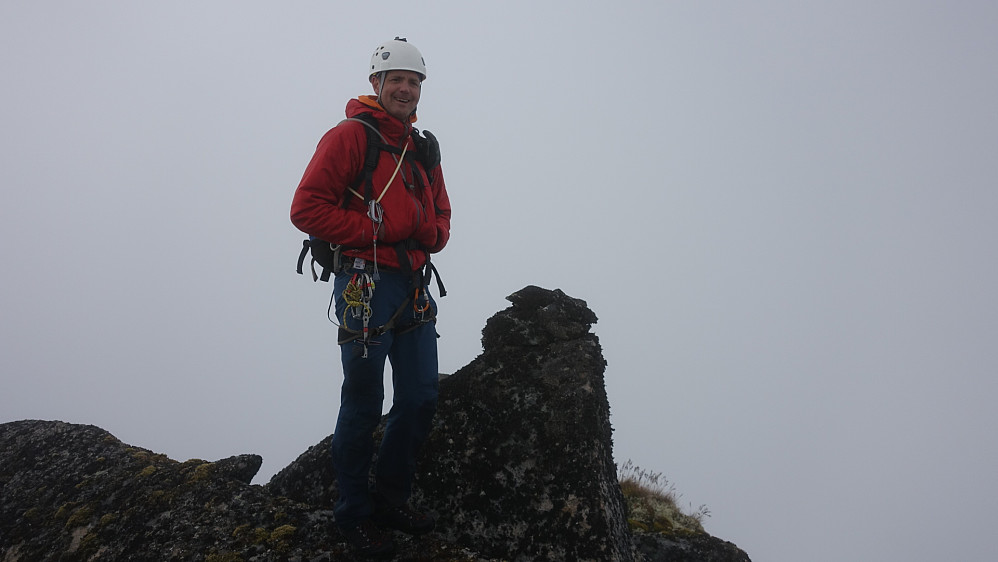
[333,263,444,355]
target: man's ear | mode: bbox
[370,74,380,95]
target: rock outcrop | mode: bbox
[0,286,751,561]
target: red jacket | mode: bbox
[291,96,451,270]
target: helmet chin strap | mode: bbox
[376,71,386,99]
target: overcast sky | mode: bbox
[3,2,997,561]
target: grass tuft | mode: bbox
[617,460,709,536]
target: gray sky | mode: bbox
[3,2,996,561]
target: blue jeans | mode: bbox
[329,267,439,528]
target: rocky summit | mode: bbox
[1,286,751,561]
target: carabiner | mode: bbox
[367,200,384,224]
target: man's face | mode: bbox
[372,70,422,122]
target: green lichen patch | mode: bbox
[54,502,79,521]
[98,513,119,528]
[189,462,216,483]
[233,525,271,545]
[129,448,171,466]
[65,504,95,529]
[22,507,44,522]
[269,524,296,544]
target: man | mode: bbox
[290,37,451,557]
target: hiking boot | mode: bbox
[339,519,396,558]
[372,503,436,535]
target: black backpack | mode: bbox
[296,113,442,284]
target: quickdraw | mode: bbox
[368,200,384,280]
[342,273,376,358]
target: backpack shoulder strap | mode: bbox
[337,114,407,205]
[338,113,384,207]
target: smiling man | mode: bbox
[373,67,422,122]
[291,37,451,558]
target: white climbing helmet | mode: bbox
[369,37,427,80]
